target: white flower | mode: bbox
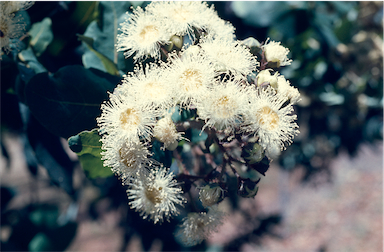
[127,166,186,224]
[262,38,292,67]
[176,205,225,246]
[0,10,26,54]
[256,69,279,89]
[154,116,184,151]
[146,1,216,40]
[119,63,175,110]
[200,37,259,76]
[196,77,249,131]
[203,13,236,41]
[1,1,34,14]
[199,184,224,207]
[100,136,154,183]
[116,6,170,61]
[97,91,160,142]
[243,87,299,151]
[276,75,301,104]
[164,50,217,108]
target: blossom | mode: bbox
[118,63,175,110]
[243,87,299,151]
[262,38,292,67]
[0,10,26,55]
[164,50,217,108]
[97,91,160,142]
[203,13,236,41]
[176,205,225,246]
[276,75,301,105]
[127,166,186,224]
[154,116,184,151]
[196,77,249,131]
[199,37,259,76]
[116,6,170,61]
[1,1,34,14]
[100,136,154,183]
[146,1,217,40]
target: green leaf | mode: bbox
[191,128,208,143]
[231,2,291,27]
[18,47,47,74]
[25,65,119,138]
[81,1,134,73]
[29,17,54,57]
[68,129,113,178]
[29,232,53,252]
[78,33,120,76]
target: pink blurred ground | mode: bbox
[210,142,383,252]
[1,133,382,251]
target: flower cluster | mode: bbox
[98,1,300,246]
[0,1,34,55]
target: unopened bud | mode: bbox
[262,39,292,67]
[199,184,225,207]
[170,35,183,49]
[257,69,279,90]
[242,142,264,164]
[238,178,260,198]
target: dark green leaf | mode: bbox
[25,65,119,138]
[248,156,270,176]
[26,114,76,195]
[151,140,173,168]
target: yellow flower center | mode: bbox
[172,6,192,23]
[180,69,202,92]
[139,25,159,43]
[119,147,136,168]
[257,106,279,130]
[120,108,140,129]
[215,95,236,118]
[145,186,163,204]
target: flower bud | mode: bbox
[262,38,292,67]
[199,184,225,207]
[238,178,260,198]
[170,35,183,49]
[242,142,265,164]
[256,69,279,90]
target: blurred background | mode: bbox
[1,1,383,251]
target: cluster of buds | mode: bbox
[0,1,34,56]
[97,1,300,246]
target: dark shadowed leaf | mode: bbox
[25,65,119,138]
[248,156,270,176]
[26,113,76,195]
